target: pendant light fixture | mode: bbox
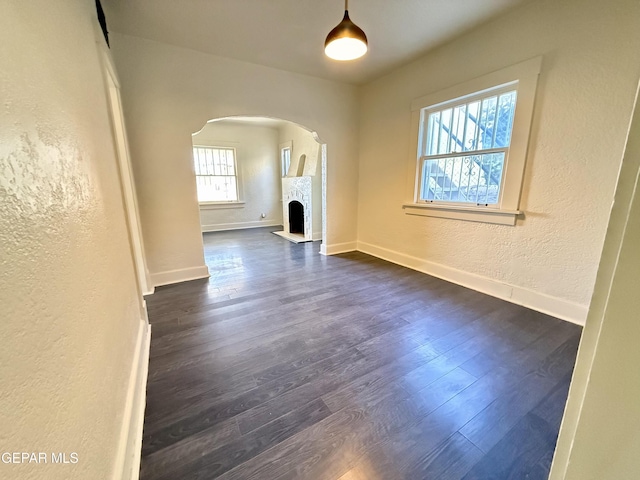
[324,0,368,61]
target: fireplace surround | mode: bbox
[278,175,313,242]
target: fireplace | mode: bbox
[274,148,322,244]
[288,201,304,234]
[275,175,313,243]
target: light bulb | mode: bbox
[325,37,368,61]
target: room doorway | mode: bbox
[191,116,327,250]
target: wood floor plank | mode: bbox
[335,444,403,480]
[143,347,365,455]
[140,415,240,478]
[150,399,331,480]
[461,412,557,480]
[221,367,481,480]
[531,370,575,429]
[458,334,580,453]
[388,367,517,452]
[237,341,437,435]
[406,432,484,480]
[140,227,582,480]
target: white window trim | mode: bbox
[193,143,244,205]
[280,140,293,177]
[199,201,245,210]
[406,56,542,225]
[402,203,521,226]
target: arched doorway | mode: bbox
[191,115,326,250]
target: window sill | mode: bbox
[199,201,245,210]
[402,203,522,226]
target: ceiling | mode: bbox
[103,0,530,85]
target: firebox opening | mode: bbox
[288,201,304,235]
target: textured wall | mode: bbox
[110,34,359,280]
[0,1,143,479]
[550,81,640,479]
[358,0,640,316]
[193,122,282,230]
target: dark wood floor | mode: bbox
[140,227,582,480]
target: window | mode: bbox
[193,146,238,202]
[405,57,542,225]
[280,141,292,177]
[281,147,291,177]
[420,86,516,206]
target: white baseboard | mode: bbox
[320,241,358,256]
[112,320,151,480]
[150,265,210,287]
[357,241,588,326]
[201,220,281,233]
[142,287,155,296]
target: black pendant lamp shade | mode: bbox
[324,0,368,61]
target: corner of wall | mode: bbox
[320,241,358,256]
[149,265,210,288]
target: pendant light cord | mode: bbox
[345,0,349,12]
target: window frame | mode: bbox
[280,141,292,177]
[192,145,241,205]
[418,83,517,208]
[405,57,542,225]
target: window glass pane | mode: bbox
[281,147,291,176]
[196,148,202,175]
[421,161,437,200]
[227,150,235,175]
[226,175,238,201]
[438,108,452,154]
[478,96,497,150]
[196,175,214,202]
[202,148,211,175]
[426,112,440,155]
[464,101,480,151]
[221,150,229,175]
[192,148,200,175]
[450,105,466,153]
[211,148,224,175]
[196,175,238,202]
[201,148,209,175]
[420,152,505,205]
[196,148,203,174]
[494,91,517,148]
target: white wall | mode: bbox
[550,79,640,480]
[110,34,360,284]
[193,121,282,232]
[278,122,323,238]
[357,0,640,324]
[0,1,146,479]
